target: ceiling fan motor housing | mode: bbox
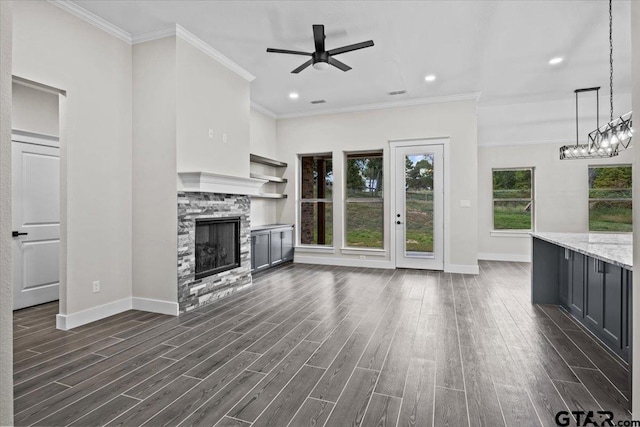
[313,51,329,65]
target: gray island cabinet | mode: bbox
[531,232,632,362]
[250,224,294,273]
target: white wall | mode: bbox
[250,107,278,226]
[276,100,478,272]
[478,143,633,261]
[12,1,133,315]
[479,94,633,147]
[630,0,640,417]
[12,82,59,136]
[176,37,251,180]
[0,1,12,423]
[132,37,178,305]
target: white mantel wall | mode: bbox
[12,0,133,317]
[276,100,479,272]
[176,37,251,180]
[132,36,178,308]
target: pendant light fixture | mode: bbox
[560,87,615,160]
[587,0,633,155]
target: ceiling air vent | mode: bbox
[388,90,407,96]
[310,99,327,104]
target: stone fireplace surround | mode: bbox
[177,172,266,313]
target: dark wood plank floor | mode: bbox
[12,261,631,426]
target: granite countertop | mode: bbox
[531,232,633,271]
[251,223,294,232]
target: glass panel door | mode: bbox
[395,144,444,270]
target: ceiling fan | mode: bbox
[266,25,374,73]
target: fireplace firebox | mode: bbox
[195,217,241,279]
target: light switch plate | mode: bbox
[208,129,214,139]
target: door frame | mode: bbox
[389,138,450,271]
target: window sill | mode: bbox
[294,245,335,254]
[490,230,532,238]
[340,248,387,256]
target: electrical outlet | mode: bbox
[459,200,471,208]
[359,255,366,260]
[222,133,228,143]
[208,129,214,139]
[92,280,100,293]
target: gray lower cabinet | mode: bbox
[251,230,271,272]
[251,225,294,273]
[559,249,630,361]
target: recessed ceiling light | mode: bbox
[424,74,436,82]
[289,92,299,99]
[549,57,563,65]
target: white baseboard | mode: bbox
[56,296,178,330]
[294,255,394,269]
[445,264,480,274]
[56,297,132,330]
[132,297,179,316]
[478,252,531,263]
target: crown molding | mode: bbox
[276,92,482,120]
[478,137,573,147]
[48,0,132,43]
[131,24,255,82]
[49,2,255,82]
[174,25,255,82]
[250,101,278,119]
[130,26,176,44]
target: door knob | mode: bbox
[12,231,28,237]
[396,214,401,218]
[396,221,403,225]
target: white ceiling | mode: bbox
[71,0,633,116]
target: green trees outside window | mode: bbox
[588,165,632,232]
[345,152,383,248]
[492,168,533,230]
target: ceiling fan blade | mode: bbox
[327,40,374,56]
[313,24,325,52]
[291,59,314,74]
[267,48,312,56]
[328,57,352,72]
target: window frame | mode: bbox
[587,164,632,233]
[491,167,535,232]
[343,151,385,250]
[297,153,334,247]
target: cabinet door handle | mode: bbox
[593,259,604,274]
[564,248,571,260]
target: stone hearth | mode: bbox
[177,192,251,313]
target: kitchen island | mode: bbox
[531,232,632,362]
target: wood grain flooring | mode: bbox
[12,261,631,426]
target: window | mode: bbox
[299,154,333,245]
[345,152,384,249]
[588,165,632,232]
[492,168,534,230]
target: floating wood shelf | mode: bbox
[250,154,287,168]
[250,172,287,184]
[251,193,288,199]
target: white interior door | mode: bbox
[12,140,60,310]
[394,143,444,270]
